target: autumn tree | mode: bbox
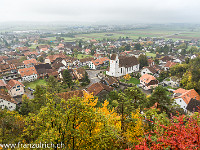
[124,74,131,82]
[0,109,25,144]
[135,112,200,149]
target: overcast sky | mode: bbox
[0,0,200,24]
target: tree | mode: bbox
[20,56,27,62]
[123,74,131,82]
[38,56,44,63]
[19,94,33,115]
[63,69,73,88]
[22,92,120,149]
[0,110,25,144]
[134,43,142,50]
[138,54,148,69]
[148,86,171,113]
[135,112,200,149]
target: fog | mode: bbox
[0,0,200,24]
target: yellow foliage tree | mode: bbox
[124,74,131,82]
[125,109,144,145]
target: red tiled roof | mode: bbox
[6,79,24,90]
[0,80,6,87]
[91,57,109,66]
[23,59,38,66]
[24,51,38,56]
[174,88,200,104]
[46,54,66,62]
[18,67,37,77]
[87,82,114,96]
[165,61,177,68]
[140,74,157,84]
[57,90,84,100]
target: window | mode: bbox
[180,100,182,102]
[17,85,20,88]
[116,61,117,63]
[121,68,122,73]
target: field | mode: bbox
[45,27,200,43]
[24,79,47,90]
[146,52,156,58]
[120,77,140,85]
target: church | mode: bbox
[106,54,139,77]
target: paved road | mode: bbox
[86,70,103,87]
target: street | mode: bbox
[86,70,103,87]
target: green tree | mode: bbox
[19,94,33,115]
[134,43,142,50]
[138,54,148,69]
[63,69,73,88]
[148,86,171,113]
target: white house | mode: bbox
[140,74,158,90]
[0,94,17,111]
[106,54,139,77]
[173,88,200,112]
[89,57,109,70]
[18,67,38,82]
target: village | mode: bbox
[0,30,200,114]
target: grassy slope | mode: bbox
[24,79,47,90]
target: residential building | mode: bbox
[0,93,17,111]
[87,82,114,100]
[173,88,200,112]
[23,59,38,68]
[6,79,24,97]
[140,74,158,90]
[18,67,38,82]
[89,57,110,70]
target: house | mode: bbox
[0,64,12,74]
[57,90,84,100]
[141,65,160,77]
[52,60,66,72]
[73,68,86,80]
[0,93,17,111]
[159,56,172,64]
[6,79,24,97]
[36,45,50,53]
[17,47,30,53]
[0,80,6,89]
[106,54,139,77]
[24,51,38,59]
[79,57,94,66]
[18,67,38,82]
[148,59,155,66]
[94,53,105,59]
[186,98,200,113]
[101,76,119,87]
[164,61,177,71]
[173,88,200,112]
[140,74,158,90]
[23,59,38,68]
[89,57,110,70]
[34,64,52,79]
[45,54,66,64]
[161,77,180,88]
[87,82,114,100]
[85,49,91,54]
